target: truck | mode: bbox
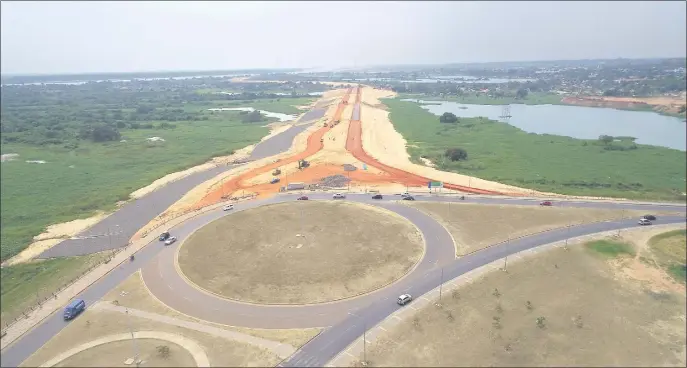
[287,182,306,191]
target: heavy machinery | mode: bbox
[272,168,281,176]
[298,159,310,169]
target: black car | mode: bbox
[642,215,657,221]
[159,231,170,241]
[372,194,383,199]
[402,196,415,201]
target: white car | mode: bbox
[223,204,234,211]
[397,294,412,306]
[638,218,652,226]
[164,236,177,245]
[333,193,346,199]
[400,192,411,198]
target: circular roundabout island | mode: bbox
[177,200,424,304]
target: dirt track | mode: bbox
[345,88,504,195]
[194,88,354,207]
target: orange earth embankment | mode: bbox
[345,88,505,195]
[192,88,354,208]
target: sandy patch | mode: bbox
[1,153,19,162]
[418,157,435,168]
[103,271,321,348]
[178,201,424,304]
[406,202,669,255]
[20,309,280,367]
[4,212,110,266]
[54,338,196,367]
[351,228,687,367]
[562,95,687,115]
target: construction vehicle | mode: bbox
[298,159,310,169]
[272,168,281,176]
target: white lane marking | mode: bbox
[392,315,402,321]
[345,351,356,358]
[421,297,431,302]
[378,326,388,332]
[410,306,419,311]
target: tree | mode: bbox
[445,147,468,161]
[598,135,614,145]
[516,88,529,99]
[439,112,458,124]
[241,110,264,123]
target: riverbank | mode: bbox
[384,98,686,201]
[399,92,686,118]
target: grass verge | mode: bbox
[649,229,687,283]
[384,98,686,200]
[585,240,636,258]
[0,251,111,327]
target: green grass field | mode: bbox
[649,229,687,283]
[384,98,687,200]
[0,252,111,326]
[0,114,268,262]
[585,240,636,258]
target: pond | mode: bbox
[403,99,686,151]
[207,107,296,122]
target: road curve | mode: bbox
[140,196,456,329]
[1,192,684,367]
[37,107,327,259]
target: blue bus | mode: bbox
[63,299,86,320]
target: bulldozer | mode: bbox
[272,168,281,176]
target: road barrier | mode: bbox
[1,244,129,335]
[0,194,258,339]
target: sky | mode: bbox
[1,1,686,75]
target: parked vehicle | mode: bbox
[270,177,280,184]
[333,193,346,199]
[297,196,309,201]
[63,299,86,320]
[397,294,412,306]
[402,196,415,201]
[223,204,234,211]
[158,232,170,241]
[540,201,553,206]
[638,218,652,226]
[130,254,135,261]
[164,236,178,245]
[642,214,657,221]
[287,182,306,191]
[372,194,383,199]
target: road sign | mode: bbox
[363,164,367,170]
[428,181,443,188]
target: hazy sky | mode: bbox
[1,1,685,75]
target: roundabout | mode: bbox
[176,201,425,304]
[140,194,456,329]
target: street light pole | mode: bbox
[126,309,139,367]
[348,311,367,365]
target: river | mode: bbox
[404,99,686,151]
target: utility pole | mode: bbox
[439,267,444,302]
[348,311,367,365]
[503,236,510,271]
[126,309,139,367]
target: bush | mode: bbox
[445,147,468,161]
[439,112,458,124]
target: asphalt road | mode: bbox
[1,192,684,367]
[37,112,323,259]
[140,196,456,328]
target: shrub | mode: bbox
[445,147,468,161]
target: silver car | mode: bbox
[164,236,178,245]
[333,193,346,199]
[397,294,412,306]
